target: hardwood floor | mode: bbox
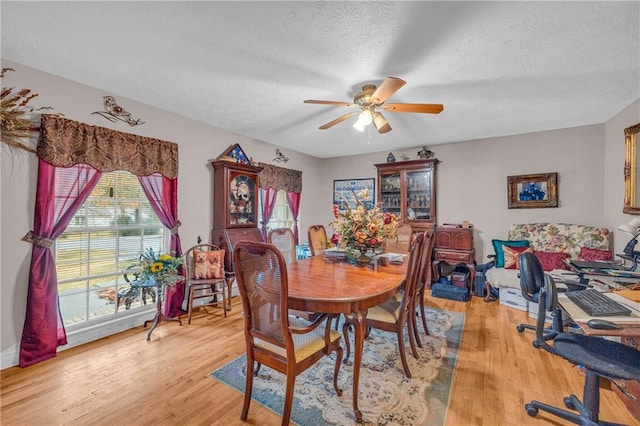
[1,295,637,425]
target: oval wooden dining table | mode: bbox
[286,255,407,422]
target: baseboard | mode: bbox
[1,309,153,370]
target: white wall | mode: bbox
[321,124,608,261]
[2,59,638,368]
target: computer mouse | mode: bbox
[586,319,621,330]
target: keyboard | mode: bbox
[565,289,632,317]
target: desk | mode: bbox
[557,291,640,337]
[286,256,407,421]
[557,291,640,420]
[132,275,184,341]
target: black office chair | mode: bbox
[523,269,640,425]
[516,252,565,346]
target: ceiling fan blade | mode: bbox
[382,103,444,114]
[318,111,359,129]
[370,77,406,104]
[304,100,356,107]
[373,112,392,134]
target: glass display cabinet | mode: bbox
[375,159,438,232]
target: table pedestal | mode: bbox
[143,294,182,341]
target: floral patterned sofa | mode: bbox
[485,222,611,292]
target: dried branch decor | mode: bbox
[0,67,57,153]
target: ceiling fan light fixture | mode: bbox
[352,109,373,132]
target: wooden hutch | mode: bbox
[211,148,263,275]
[375,158,439,233]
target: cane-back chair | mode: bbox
[233,241,343,426]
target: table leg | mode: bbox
[143,288,182,341]
[348,309,366,422]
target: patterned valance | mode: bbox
[257,162,302,193]
[37,115,179,178]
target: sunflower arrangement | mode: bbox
[330,188,399,258]
[138,247,183,286]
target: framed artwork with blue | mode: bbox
[333,178,375,211]
[507,172,558,209]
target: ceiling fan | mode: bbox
[303,77,443,134]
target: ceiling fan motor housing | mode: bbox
[354,84,378,106]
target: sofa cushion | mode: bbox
[534,251,571,271]
[507,223,610,258]
[492,239,530,268]
[504,245,533,269]
[578,246,612,261]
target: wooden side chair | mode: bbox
[233,241,343,426]
[183,243,229,323]
[385,222,413,253]
[343,231,425,378]
[268,228,319,322]
[307,224,328,256]
[268,228,297,264]
[411,228,436,347]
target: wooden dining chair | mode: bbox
[233,241,343,426]
[182,243,229,323]
[385,222,413,253]
[411,229,436,348]
[268,228,297,264]
[268,228,320,322]
[307,224,328,256]
[342,231,425,378]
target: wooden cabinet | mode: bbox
[434,226,474,263]
[433,226,476,288]
[375,159,438,232]
[211,160,263,273]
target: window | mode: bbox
[265,190,295,232]
[56,170,165,327]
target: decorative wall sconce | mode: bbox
[92,96,145,127]
[273,148,289,163]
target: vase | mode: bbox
[346,244,374,265]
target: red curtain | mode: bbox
[138,174,183,317]
[20,115,181,367]
[286,192,301,244]
[19,161,102,367]
[259,187,278,240]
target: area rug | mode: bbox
[211,308,464,425]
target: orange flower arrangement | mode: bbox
[330,188,399,258]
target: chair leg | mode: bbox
[187,286,194,324]
[406,316,419,359]
[241,356,254,421]
[219,281,227,318]
[341,322,352,364]
[226,277,233,311]
[419,294,430,336]
[333,346,343,396]
[397,328,412,378]
[281,373,296,426]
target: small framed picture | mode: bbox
[333,178,375,211]
[507,172,558,209]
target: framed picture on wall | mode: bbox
[507,172,558,209]
[333,178,375,210]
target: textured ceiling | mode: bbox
[2,1,639,159]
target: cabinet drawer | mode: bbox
[434,249,474,263]
[435,227,473,251]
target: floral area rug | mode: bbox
[210,308,464,425]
